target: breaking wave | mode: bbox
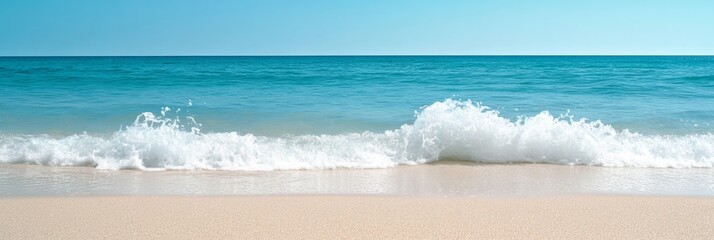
[1,99,713,170]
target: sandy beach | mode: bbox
[2,195,713,239]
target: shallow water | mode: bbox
[2,164,713,197]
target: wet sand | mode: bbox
[2,195,714,239]
[3,163,713,196]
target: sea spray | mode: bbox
[1,99,713,170]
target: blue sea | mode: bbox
[1,56,714,196]
[0,56,713,172]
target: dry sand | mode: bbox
[2,195,713,239]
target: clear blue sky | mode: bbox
[1,0,712,56]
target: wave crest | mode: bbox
[1,99,713,170]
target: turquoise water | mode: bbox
[1,56,713,170]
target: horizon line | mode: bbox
[1,54,714,57]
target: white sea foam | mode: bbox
[1,99,713,170]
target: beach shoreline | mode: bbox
[4,163,713,197]
[2,195,713,239]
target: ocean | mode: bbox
[1,56,713,196]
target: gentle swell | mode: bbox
[1,99,713,170]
